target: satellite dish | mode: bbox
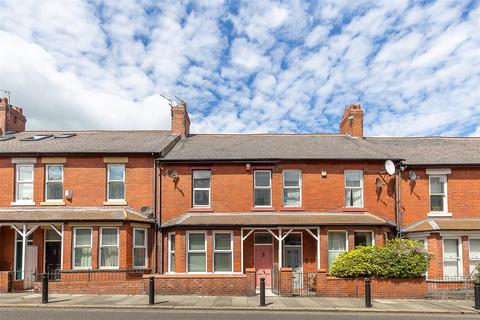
[409,171,417,181]
[385,160,396,175]
[166,169,178,179]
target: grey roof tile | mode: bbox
[162,134,397,161]
[0,130,179,155]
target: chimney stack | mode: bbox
[339,104,364,138]
[0,97,26,135]
[171,101,190,138]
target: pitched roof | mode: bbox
[0,130,179,155]
[162,134,396,161]
[161,212,394,228]
[365,137,480,165]
[0,207,152,223]
[403,218,480,233]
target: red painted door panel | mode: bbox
[255,245,273,288]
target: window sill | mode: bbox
[251,207,274,212]
[428,212,453,217]
[279,207,304,211]
[342,207,367,212]
[103,201,128,206]
[41,201,66,206]
[189,207,214,212]
[10,201,35,206]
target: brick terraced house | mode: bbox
[0,95,479,296]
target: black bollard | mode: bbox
[259,278,266,306]
[148,276,155,305]
[475,283,480,310]
[42,273,48,304]
[365,278,372,308]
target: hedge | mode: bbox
[329,238,431,278]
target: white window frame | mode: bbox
[353,231,374,246]
[192,170,211,208]
[15,164,34,204]
[282,231,303,271]
[282,169,302,207]
[133,228,148,269]
[186,231,207,274]
[45,164,64,201]
[469,237,480,275]
[213,231,234,274]
[107,164,126,202]
[327,230,348,268]
[428,174,450,216]
[344,170,364,208]
[442,237,463,280]
[254,170,272,207]
[73,227,92,270]
[167,232,176,273]
[99,227,119,270]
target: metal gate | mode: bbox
[292,272,317,296]
[271,267,281,295]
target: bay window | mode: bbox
[193,170,211,207]
[282,170,301,207]
[133,229,147,268]
[100,228,119,268]
[354,231,373,247]
[213,232,233,273]
[469,239,480,274]
[254,170,271,207]
[344,170,363,208]
[107,164,125,201]
[168,233,175,273]
[15,164,34,203]
[443,238,462,279]
[328,231,347,268]
[187,232,206,272]
[73,228,92,268]
[45,164,63,201]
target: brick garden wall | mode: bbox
[34,280,144,295]
[147,268,256,296]
[0,271,10,293]
[316,270,428,299]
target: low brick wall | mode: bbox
[34,279,144,295]
[279,267,293,297]
[146,268,256,296]
[0,271,10,293]
[316,270,428,299]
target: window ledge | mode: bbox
[279,207,304,211]
[41,201,66,206]
[189,207,214,212]
[342,207,367,212]
[10,201,35,206]
[428,212,452,217]
[103,201,128,206]
[251,207,274,212]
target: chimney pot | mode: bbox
[171,100,190,138]
[339,104,364,138]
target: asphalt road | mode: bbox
[1,308,479,320]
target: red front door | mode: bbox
[255,245,273,288]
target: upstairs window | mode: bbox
[45,165,63,201]
[107,164,125,201]
[254,170,271,207]
[429,175,447,213]
[193,170,211,207]
[344,170,363,208]
[15,164,34,203]
[283,170,301,207]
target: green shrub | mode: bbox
[472,264,480,284]
[329,238,430,279]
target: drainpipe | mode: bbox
[152,156,157,273]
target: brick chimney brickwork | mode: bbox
[0,97,26,135]
[171,101,190,138]
[339,104,364,138]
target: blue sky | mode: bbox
[0,0,479,136]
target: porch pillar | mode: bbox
[50,224,64,270]
[278,228,282,268]
[317,227,320,270]
[21,224,26,281]
[241,228,244,274]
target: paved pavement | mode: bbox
[0,293,478,314]
[2,308,480,320]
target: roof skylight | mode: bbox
[20,134,53,141]
[54,133,77,139]
[0,135,15,141]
